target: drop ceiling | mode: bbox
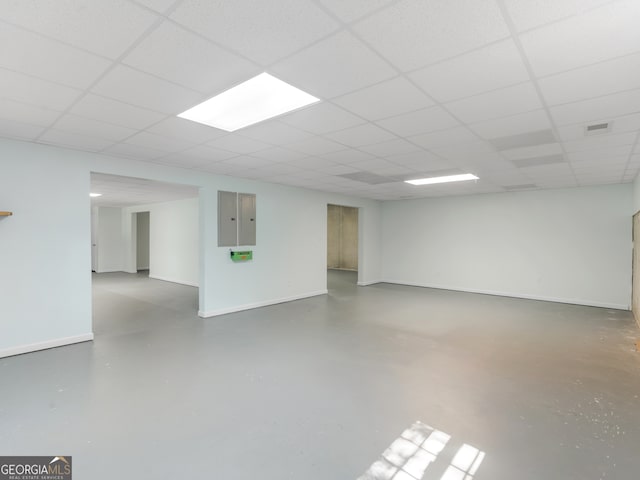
[90,173,198,207]
[1,0,639,200]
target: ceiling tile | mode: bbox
[145,116,227,144]
[445,82,543,124]
[0,23,110,89]
[238,121,314,145]
[325,123,396,147]
[170,0,339,65]
[69,94,166,130]
[123,21,260,94]
[563,132,638,152]
[430,140,496,160]
[333,77,433,120]
[286,157,337,170]
[0,118,46,140]
[221,155,275,169]
[54,114,137,142]
[409,39,530,102]
[134,0,176,13]
[91,65,204,114]
[556,113,640,141]
[503,0,614,32]
[409,126,479,149]
[354,0,510,71]
[0,0,158,58]
[319,149,377,163]
[0,68,82,111]
[316,0,396,22]
[358,138,420,157]
[549,89,640,126]
[166,145,237,164]
[502,143,563,161]
[39,129,114,151]
[207,134,272,154]
[376,106,460,137]
[520,1,640,76]
[347,158,400,172]
[286,136,348,155]
[249,146,309,162]
[538,52,640,106]
[279,102,364,135]
[384,151,450,169]
[567,145,633,162]
[491,129,557,150]
[0,98,61,128]
[125,131,195,153]
[104,142,168,160]
[270,31,397,98]
[469,109,552,139]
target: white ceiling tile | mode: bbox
[469,109,552,139]
[0,0,158,58]
[409,126,479,149]
[270,31,397,98]
[39,129,114,151]
[519,163,574,176]
[538,52,640,106]
[384,151,451,170]
[347,158,400,171]
[287,136,348,155]
[286,157,337,170]
[520,1,640,77]
[358,138,420,157]
[316,0,396,22]
[207,134,272,154]
[333,77,433,120]
[319,149,377,163]
[0,23,110,89]
[567,145,633,162]
[445,82,543,124]
[313,164,360,175]
[134,0,177,13]
[429,140,496,160]
[238,121,314,145]
[125,131,194,152]
[249,146,308,162]
[170,0,339,65]
[563,132,637,152]
[256,163,307,175]
[0,118,46,140]
[549,89,640,126]
[123,21,260,94]
[409,40,530,102]
[571,155,629,171]
[556,113,640,141]
[92,65,203,115]
[503,0,614,32]
[0,68,82,111]
[54,114,137,142]
[221,155,275,169]
[376,106,460,137]
[325,123,396,147]
[69,94,166,130]
[354,0,510,71]
[145,116,227,143]
[279,102,364,134]
[0,98,60,127]
[104,142,168,160]
[176,145,238,163]
[502,142,563,160]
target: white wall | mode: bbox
[95,207,124,273]
[0,138,382,356]
[125,198,199,286]
[381,184,633,309]
[0,140,93,356]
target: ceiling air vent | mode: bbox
[584,122,611,136]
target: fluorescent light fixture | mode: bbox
[89,193,102,197]
[405,173,479,186]
[178,73,320,132]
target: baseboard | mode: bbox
[381,279,630,310]
[198,289,328,318]
[0,333,94,359]
[357,280,381,286]
[149,275,198,287]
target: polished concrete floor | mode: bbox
[1,271,639,479]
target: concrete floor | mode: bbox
[1,270,639,480]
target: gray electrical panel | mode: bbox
[238,193,256,246]
[218,190,256,247]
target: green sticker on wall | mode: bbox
[230,250,253,262]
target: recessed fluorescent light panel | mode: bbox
[405,174,479,186]
[89,193,102,197]
[178,73,320,132]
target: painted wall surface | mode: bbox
[0,138,382,356]
[0,140,92,355]
[136,211,150,270]
[125,199,198,286]
[381,185,633,309]
[95,207,123,273]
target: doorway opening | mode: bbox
[327,204,359,291]
[135,211,150,275]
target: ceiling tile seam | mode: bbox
[622,130,640,179]
[0,65,87,101]
[126,0,184,16]
[533,48,640,82]
[542,86,640,111]
[495,0,575,183]
[33,3,189,144]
